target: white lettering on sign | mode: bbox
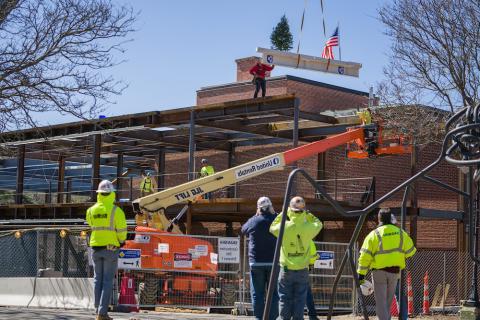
[314,251,334,269]
[173,253,192,268]
[218,237,240,264]
[234,156,282,181]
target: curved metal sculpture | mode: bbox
[263,104,480,320]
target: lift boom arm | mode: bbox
[132,128,366,213]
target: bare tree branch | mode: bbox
[378,0,480,113]
[0,0,136,145]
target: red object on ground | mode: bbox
[407,272,414,316]
[423,271,430,314]
[390,296,399,316]
[118,273,139,312]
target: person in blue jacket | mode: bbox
[241,196,279,320]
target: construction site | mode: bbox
[0,0,479,317]
[0,52,477,320]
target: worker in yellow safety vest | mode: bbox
[140,172,155,197]
[357,208,416,320]
[86,180,127,320]
[199,159,215,199]
[270,196,322,320]
[357,107,372,125]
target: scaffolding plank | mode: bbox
[257,47,362,78]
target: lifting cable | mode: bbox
[296,0,329,67]
[320,0,326,37]
[295,0,308,68]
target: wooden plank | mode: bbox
[431,284,442,307]
[440,284,450,308]
[257,47,362,77]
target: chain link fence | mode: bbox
[238,238,355,315]
[356,249,475,316]
[0,228,242,310]
[0,228,89,278]
[117,231,241,309]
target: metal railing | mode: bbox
[0,172,376,206]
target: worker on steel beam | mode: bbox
[357,107,372,125]
[86,180,127,320]
[241,196,279,320]
[199,158,215,199]
[357,208,416,320]
[249,60,275,98]
[140,171,155,197]
[270,196,322,320]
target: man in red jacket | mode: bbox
[249,61,274,98]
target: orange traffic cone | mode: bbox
[423,271,430,315]
[390,296,399,317]
[118,273,139,312]
[407,271,414,316]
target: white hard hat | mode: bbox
[96,180,115,193]
[289,196,305,212]
[257,196,272,209]
[360,280,374,296]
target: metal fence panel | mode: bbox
[117,231,241,309]
[356,249,474,316]
[239,238,354,314]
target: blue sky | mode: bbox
[97,0,390,116]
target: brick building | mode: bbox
[188,56,461,249]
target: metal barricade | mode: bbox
[239,238,354,314]
[117,231,241,310]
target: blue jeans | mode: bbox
[93,248,119,316]
[278,268,309,320]
[250,265,279,320]
[306,283,317,317]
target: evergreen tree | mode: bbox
[270,15,293,51]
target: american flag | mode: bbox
[321,27,339,60]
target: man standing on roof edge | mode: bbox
[250,60,274,98]
[86,180,127,320]
[357,208,416,320]
[270,196,322,320]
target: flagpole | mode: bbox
[338,22,341,61]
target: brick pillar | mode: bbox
[235,56,272,82]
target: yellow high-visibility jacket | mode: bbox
[140,177,153,192]
[357,110,372,125]
[357,224,416,275]
[86,192,127,247]
[200,165,215,177]
[309,241,318,266]
[270,209,322,270]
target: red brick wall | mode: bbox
[285,80,369,113]
[190,74,462,247]
[197,77,369,112]
[196,78,288,105]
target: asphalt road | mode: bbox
[0,307,253,320]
